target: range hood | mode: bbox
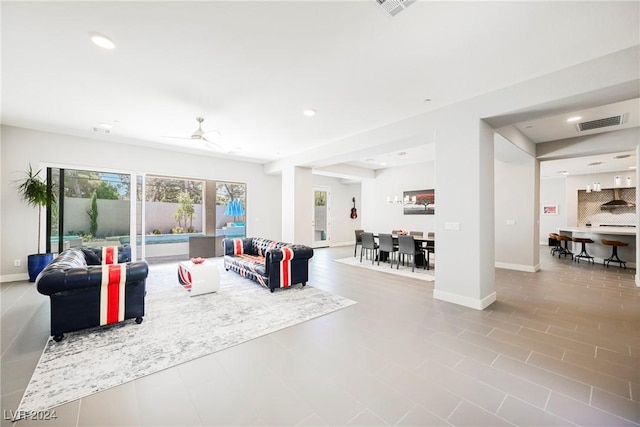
[600,188,635,210]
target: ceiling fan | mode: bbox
[163,117,222,150]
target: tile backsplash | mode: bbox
[577,187,636,226]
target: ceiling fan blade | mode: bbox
[202,138,223,150]
[161,135,193,140]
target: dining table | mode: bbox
[373,234,435,269]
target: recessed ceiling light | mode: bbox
[557,170,568,174]
[90,33,116,49]
[365,158,375,162]
[397,152,407,156]
[424,98,431,102]
[614,154,631,159]
[587,161,602,166]
[303,109,316,117]
[566,116,582,123]
[380,162,387,166]
[526,125,533,129]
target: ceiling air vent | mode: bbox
[577,115,624,131]
[373,0,417,17]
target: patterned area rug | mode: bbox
[334,256,436,281]
[16,259,356,416]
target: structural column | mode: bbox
[434,117,496,309]
[281,165,313,246]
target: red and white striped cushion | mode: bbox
[101,246,120,265]
[100,264,126,325]
[279,247,295,287]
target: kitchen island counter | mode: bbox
[555,226,636,267]
[557,226,636,236]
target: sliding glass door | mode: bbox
[46,167,247,263]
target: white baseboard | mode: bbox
[1,273,29,283]
[495,262,539,272]
[433,289,496,310]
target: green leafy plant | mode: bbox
[87,190,98,237]
[173,192,195,231]
[16,164,57,254]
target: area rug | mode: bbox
[334,256,436,281]
[16,259,356,417]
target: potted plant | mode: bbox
[16,164,57,281]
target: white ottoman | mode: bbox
[178,260,220,296]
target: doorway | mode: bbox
[312,186,330,248]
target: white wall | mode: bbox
[1,125,282,281]
[495,157,539,271]
[539,178,567,243]
[311,174,361,246]
[361,162,436,235]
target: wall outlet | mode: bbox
[13,259,21,267]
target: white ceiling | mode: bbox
[2,1,639,175]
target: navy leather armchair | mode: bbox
[36,246,148,341]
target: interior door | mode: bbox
[312,187,330,248]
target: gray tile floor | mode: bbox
[1,246,639,426]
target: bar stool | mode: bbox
[572,237,594,264]
[601,239,628,269]
[556,234,574,259]
[549,233,562,256]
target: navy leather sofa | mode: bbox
[222,237,313,292]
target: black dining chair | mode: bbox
[425,231,435,270]
[354,229,364,257]
[378,233,398,268]
[397,234,424,272]
[360,232,378,264]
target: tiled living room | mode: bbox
[2,246,639,426]
[2,1,640,426]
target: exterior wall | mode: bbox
[145,201,203,234]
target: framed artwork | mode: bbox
[542,205,558,215]
[403,189,434,215]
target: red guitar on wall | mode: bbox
[350,197,358,219]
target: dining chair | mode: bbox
[378,233,398,268]
[354,229,364,257]
[360,232,378,265]
[409,231,423,237]
[397,234,424,272]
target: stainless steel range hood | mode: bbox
[600,188,635,210]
